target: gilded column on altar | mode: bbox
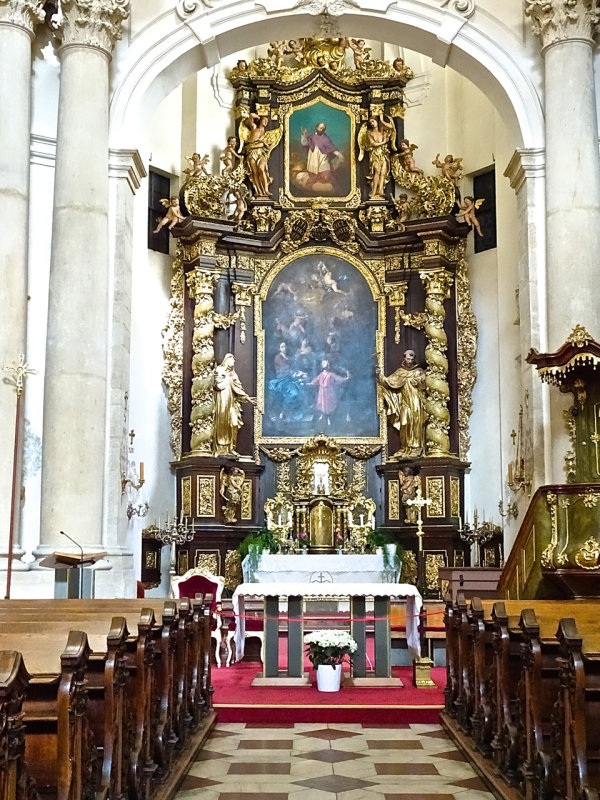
[0,0,44,559]
[39,0,130,553]
[420,269,453,457]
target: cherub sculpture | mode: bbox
[183,152,210,179]
[398,139,423,175]
[286,39,305,63]
[267,40,287,68]
[392,193,412,230]
[153,197,185,233]
[220,136,243,173]
[357,114,397,199]
[228,185,249,227]
[238,113,282,197]
[349,38,371,69]
[432,153,463,187]
[456,196,484,236]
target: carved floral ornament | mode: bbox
[56,0,130,54]
[0,0,45,32]
[525,0,600,47]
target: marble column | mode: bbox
[39,0,130,552]
[525,0,600,481]
[0,0,44,560]
[525,0,600,346]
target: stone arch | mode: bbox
[109,2,544,150]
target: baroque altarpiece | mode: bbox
[150,38,480,597]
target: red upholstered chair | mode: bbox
[171,568,225,666]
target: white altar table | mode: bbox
[244,552,395,583]
[232,581,422,680]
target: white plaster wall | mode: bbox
[128,86,184,594]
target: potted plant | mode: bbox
[237,529,277,582]
[304,629,357,692]
[366,529,405,574]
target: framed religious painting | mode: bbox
[256,247,385,445]
[284,98,358,203]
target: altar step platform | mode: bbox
[212,632,446,724]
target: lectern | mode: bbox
[40,551,107,598]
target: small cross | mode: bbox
[129,429,136,446]
[406,485,432,551]
[3,354,36,398]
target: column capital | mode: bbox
[109,148,147,194]
[525,0,600,49]
[504,147,545,193]
[0,0,44,36]
[58,0,130,55]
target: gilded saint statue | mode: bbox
[213,354,256,457]
[399,466,420,524]
[357,115,396,199]
[238,113,282,197]
[377,349,426,459]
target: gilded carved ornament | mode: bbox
[281,204,359,254]
[57,0,130,54]
[162,248,185,459]
[391,157,455,219]
[229,37,413,86]
[455,246,478,460]
[0,0,44,32]
[525,0,600,46]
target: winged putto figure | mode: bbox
[153,197,185,233]
[456,196,484,236]
[238,113,282,197]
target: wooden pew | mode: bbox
[0,598,215,800]
[0,650,37,800]
[443,596,600,800]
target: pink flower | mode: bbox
[299,531,307,539]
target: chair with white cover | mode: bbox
[225,599,265,667]
[171,567,226,666]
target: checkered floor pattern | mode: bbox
[175,722,495,799]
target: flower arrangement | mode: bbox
[304,629,357,668]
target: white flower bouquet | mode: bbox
[304,629,358,668]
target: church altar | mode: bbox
[232,581,422,681]
[245,552,395,584]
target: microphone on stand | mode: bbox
[60,531,84,598]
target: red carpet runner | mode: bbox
[212,660,446,724]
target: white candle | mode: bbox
[458,515,463,532]
[359,514,364,526]
[278,513,282,526]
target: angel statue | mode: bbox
[267,40,287,68]
[238,113,282,198]
[220,466,246,524]
[183,152,210,179]
[358,115,397,199]
[432,153,463,187]
[220,136,243,174]
[153,197,185,233]
[349,38,371,69]
[398,139,423,175]
[228,184,249,227]
[456,196,484,236]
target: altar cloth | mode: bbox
[232,581,422,661]
[248,552,392,584]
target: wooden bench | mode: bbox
[0,598,215,800]
[442,595,600,800]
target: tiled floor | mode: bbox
[174,722,497,799]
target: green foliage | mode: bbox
[237,529,277,560]
[365,529,405,570]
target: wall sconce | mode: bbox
[122,460,145,495]
[507,393,532,496]
[127,499,149,519]
[498,499,518,520]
